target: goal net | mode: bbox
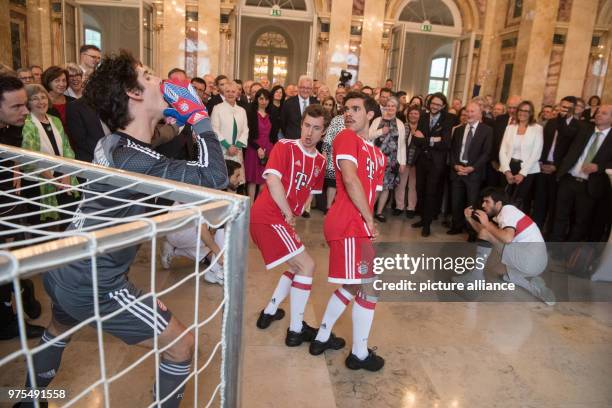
[0,143,248,407]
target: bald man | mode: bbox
[448,102,493,236]
[487,95,522,187]
[551,104,612,243]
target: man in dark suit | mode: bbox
[66,97,108,162]
[532,96,580,234]
[550,104,612,242]
[205,75,229,115]
[486,95,521,188]
[447,102,493,235]
[412,92,457,237]
[280,75,317,139]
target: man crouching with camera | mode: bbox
[453,187,555,305]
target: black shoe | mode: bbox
[309,332,346,355]
[405,210,416,219]
[302,211,311,218]
[345,348,385,371]
[0,319,45,341]
[285,321,317,347]
[446,228,463,235]
[374,213,386,223]
[421,225,431,237]
[21,279,42,320]
[256,308,285,329]
[392,208,402,216]
[412,220,424,228]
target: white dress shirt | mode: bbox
[569,127,610,179]
[459,121,479,163]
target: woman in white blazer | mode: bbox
[210,81,249,171]
[369,96,406,222]
[498,100,543,211]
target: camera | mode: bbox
[471,210,481,223]
[339,70,353,87]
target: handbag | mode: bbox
[406,129,418,166]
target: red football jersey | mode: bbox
[251,139,325,224]
[324,129,386,241]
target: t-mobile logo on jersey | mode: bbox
[365,157,375,180]
[294,171,308,190]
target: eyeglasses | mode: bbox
[85,54,101,60]
[69,74,83,79]
[19,76,34,81]
[518,108,531,113]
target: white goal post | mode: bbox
[0,143,249,408]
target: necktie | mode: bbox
[430,115,436,130]
[584,131,603,165]
[232,116,238,145]
[302,98,307,114]
[461,125,474,163]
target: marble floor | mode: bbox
[1,210,612,408]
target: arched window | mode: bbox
[253,30,290,85]
[245,0,306,11]
[399,0,455,26]
[428,57,452,95]
[85,28,102,49]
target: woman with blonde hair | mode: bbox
[21,84,79,225]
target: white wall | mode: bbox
[399,33,454,97]
[81,5,139,58]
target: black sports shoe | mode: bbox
[256,308,285,329]
[345,348,385,371]
[309,332,346,355]
[0,319,45,341]
[405,210,416,219]
[21,279,42,320]
[374,213,386,223]
[285,321,317,347]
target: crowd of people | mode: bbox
[0,43,611,403]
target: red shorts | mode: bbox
[327,237,375,284]
[250,222,304,270]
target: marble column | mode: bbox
[26,0,53,69]
[511,0,559,105]
[0,0,11,67]
[359,0,385,87]
[161,0,186,77]
[197,0,219,76]
[325,0,352,90]
[555,0,598,101]
[602,49,612,103]
[476,0,508,97]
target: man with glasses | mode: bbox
[532,96,580,235]
[281,75,317,139]
[16,68,34,85]
[78,44,101,77]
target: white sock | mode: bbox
[351,293,377,360]
[263,271,294,315]
[470,243,492,280]
[315,287,354,342]
[289,275,313,332]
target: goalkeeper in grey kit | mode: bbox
[15,52,227,408]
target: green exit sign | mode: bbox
[421,23,432,32]
[271,5,281,17]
